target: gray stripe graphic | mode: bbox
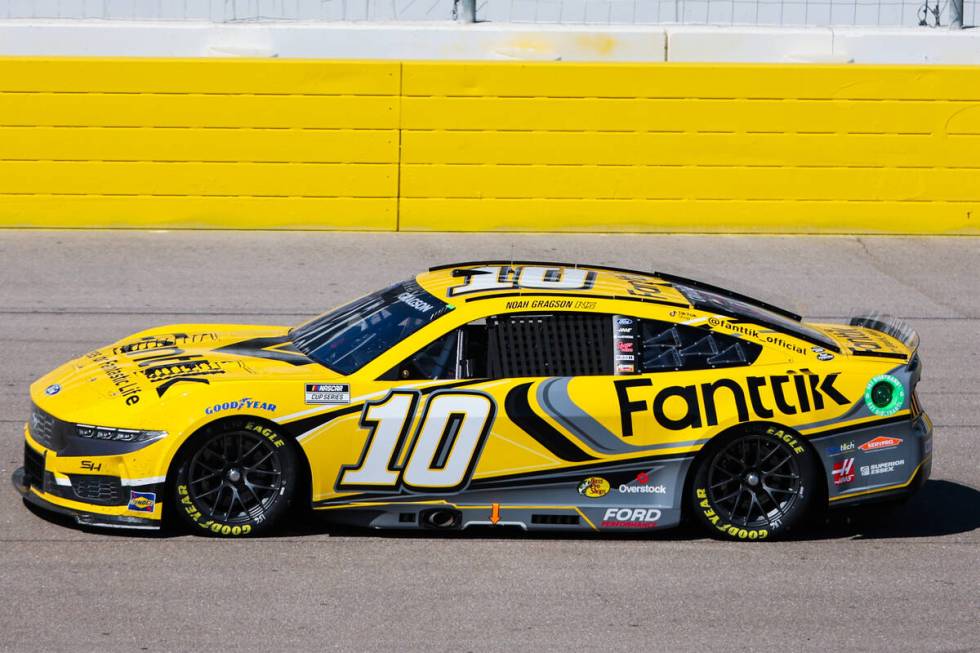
[536,377,708,454]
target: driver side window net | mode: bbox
[640,319,761,372]
[487,313,612,378]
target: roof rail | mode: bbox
[428,261,802,323]
[428,260,662,278]
[654,271,802,322]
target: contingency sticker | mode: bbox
[305,383,350,405]
[612,316,639,374]
[128,491,156,512]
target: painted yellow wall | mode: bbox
[1,58,978,233]
[0,58,400,230]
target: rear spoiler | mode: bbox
[849,313,920,359]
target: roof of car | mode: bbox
[416,260,803,322]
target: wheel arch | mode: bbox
[161,415,314,527]
[679,420,827,523]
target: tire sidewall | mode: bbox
[171,418,298,537]
[690,425,819,541]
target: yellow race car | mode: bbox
[13,261,932,540]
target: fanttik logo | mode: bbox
[832,458,855,486]
[577,476,610,498]
[601,507,662,528]
[128,490,156,513]
[859,436,903,453]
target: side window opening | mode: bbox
[485,313,612,378]
[707,342,753,366]
[381,329,459,381]
[383,312,615,381]
[639,320,761,372]
[459,323,488,379]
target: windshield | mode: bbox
[291,279,452,375]
[673,283,838,350]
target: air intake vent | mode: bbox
[23,444,44,488]
[531,514,580,526]
[69,475,125,505]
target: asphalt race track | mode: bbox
[1,231,977,652]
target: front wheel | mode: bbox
[689,426,819,541]
[172,419,298,537]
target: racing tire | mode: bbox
[689,426,819,541]
[171,419,298,537]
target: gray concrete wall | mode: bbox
[0,0,974,26]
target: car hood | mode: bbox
[31,324,332,422]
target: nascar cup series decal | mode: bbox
[305,383,350,405]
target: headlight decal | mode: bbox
[75,424,166,443]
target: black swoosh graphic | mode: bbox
[504,382,596,463]
[281,379,488,438]
[214,336,313,367]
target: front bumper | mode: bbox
[13,466,160,530]
[15,423,165,531]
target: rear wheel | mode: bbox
[172,419,297,537]
[690,426,818,541]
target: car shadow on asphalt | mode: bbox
[282,479,980,542]
[25,479,979,542]
[803,479,980,541]
[276,479,980,542]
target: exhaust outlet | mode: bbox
[420,508,461,529]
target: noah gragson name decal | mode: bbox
[614,373,850,433]
[396,292,435,313]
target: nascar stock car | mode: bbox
[13,261,932,540]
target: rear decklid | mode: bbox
[814,314,918,362]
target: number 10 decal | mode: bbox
[337,390,496,493]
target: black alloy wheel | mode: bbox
[172,420,298,537]
[690,427,818,541]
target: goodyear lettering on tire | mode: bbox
[176,483,252,537]
[695,488,769,540]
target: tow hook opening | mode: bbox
[419,508,461,530]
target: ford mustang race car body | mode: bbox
[13,262,932,540]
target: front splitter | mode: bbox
[12,467,160,531]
